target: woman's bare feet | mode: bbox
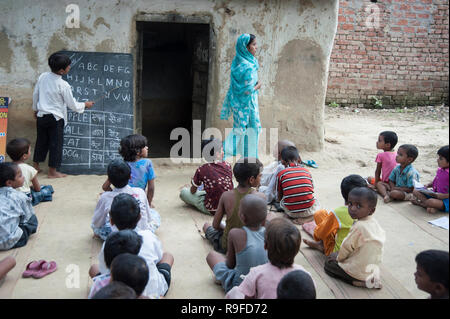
[303,239,324,253]
[48,168,67,178]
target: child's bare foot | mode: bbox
[353,278,383,289]
[383,195,392,203]
[48,171,67,178]
[303,239,324,253]
[427,207,437,214]
[302,221,316,237]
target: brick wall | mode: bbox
[326,0,449,108]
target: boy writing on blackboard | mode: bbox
[32,52,94,178]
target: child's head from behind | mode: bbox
[110,193,141,230]
[119,134,148,162]
[233,157,263,187]
[347,187,377,219]
[265,218,301,269]
[415,250,449,299]
[396,144,418,166]
[277,270,316,299]
[281,146,301,166]
[107,159,131,188]
[340,174,368,205]
[48,52,71,74]
[201,138,223,162]
[104,229,142,269]
[377,131,398,151]
[437,145,449,169]
[6,138,31,162]
[110,253,149,297]
[0,162,24,188]
[92,281,137,299]
[239,194,267,228]
[276,140,295,160]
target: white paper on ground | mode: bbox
[428,217,449,230]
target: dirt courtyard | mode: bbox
[0,105,448,299]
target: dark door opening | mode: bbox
[137,21,210,158]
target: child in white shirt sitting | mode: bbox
[91,160,160,240]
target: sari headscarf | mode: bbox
[220,34,261,158]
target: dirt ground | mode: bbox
[0,105,448,299]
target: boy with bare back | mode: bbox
[202,157,265,254]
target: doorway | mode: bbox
[136,20,210,158]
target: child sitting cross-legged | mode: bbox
[88,229,143,298]
[180,138,233,215]
[6,138,54,206]
[226,217,314,299]
[302,174,368,256]
[277,146,318,225]
[378,144,420,203]
[91,159,160,240]
[91,193,173,298]
[203,157,265,254]
[411,145,449,214]
[414,249,449,299]
[0,162,38,250]
[324,187,385,289]
[206,194,269,293]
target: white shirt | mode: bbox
[97,229,168,298]
[16,163,38,193]
[259,161,285,203]
[32,72,85,125]
[91,185,160,234]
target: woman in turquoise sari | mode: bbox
[221,34,262,159]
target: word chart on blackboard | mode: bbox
[60,51,134,175]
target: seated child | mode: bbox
[226,217,314,299]
[0,256,16,281]
[412,145,449,213]
[92,159,160,240]
[6,138,54,206]
[180,138,233,215]
[378,144,420,203]
[203,157,265,254]
[206,194,269,293]
[103,134,156,207]
[0,162,38,250]
[303,174,368,256]
[414,249,449,299]
[110,253,149,298]
[259,140,295,205]
[367,131,398,193]
[92,281,137,299]
[88,229,142,298]
[324,187,385,289]
[93,193,173,298]
[276,270,316,299]
[277,146,318,224]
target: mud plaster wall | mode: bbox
[0,0,338,157]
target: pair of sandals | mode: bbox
[22,260,57,279]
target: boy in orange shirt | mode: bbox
[302,174,368,256]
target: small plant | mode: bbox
[329,101,340,108]
[371,96,383,109]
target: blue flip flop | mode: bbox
[303,160,318,169]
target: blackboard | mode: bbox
[59,51,134,175]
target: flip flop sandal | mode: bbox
[32,261,57,279]
[22,260,46,278]
[303,160,318,169]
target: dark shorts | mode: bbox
[157,263,172,290]
[205,226,225,254]
[324,258,360,286]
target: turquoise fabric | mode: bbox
[221,34,261,159]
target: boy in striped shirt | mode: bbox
[277,146,318,225]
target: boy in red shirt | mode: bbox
[277,146,318,225]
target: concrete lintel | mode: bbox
[136,13,212,25]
